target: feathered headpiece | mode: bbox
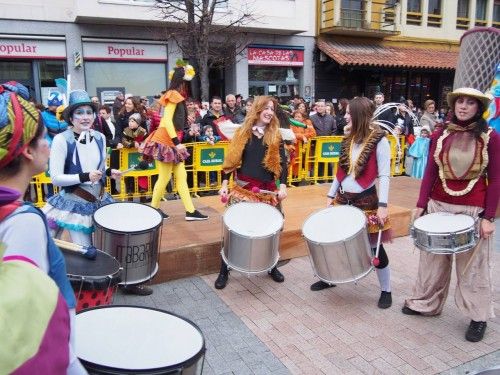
[168,59,196,81]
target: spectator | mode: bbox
[41,92,67,146]
[112,92,124,120]
[200,96,225,136]
[201,124,220,145]
[199,101,209,117]
[116,96,144,136]
[122,113,147,149]
[225,94,245,123]
[91,96,100,105]
[310,101,337,136]
[420,99,440,132]
[336,98,349,135]
[291,94,302,111]
[395,100,415,142]
[96,105,121,194]
[373,92,396,127]
[325,102,335,116]
[407,125,431,179]
[290,110,316,179]
[235,94,243,108]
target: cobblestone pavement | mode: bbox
[114,277,289,374]
[113,231,499,374]
[202,235,499,375]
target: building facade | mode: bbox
[315,0,500,108]
[0,0,316,103]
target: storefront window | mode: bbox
[85,62,167,98]
[248,66,300,100]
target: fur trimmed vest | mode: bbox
[223,128,282,179]
[336,128,386,189]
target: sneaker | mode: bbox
[121,284,153,296]
[268,267,285,282]
[185,210,208,221]
[158,209,169,220]
[402,305,422,315]
[465,320,487,342]
[310,280,336,291]
[378,291,392,309]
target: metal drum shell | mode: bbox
[222,202,283,274]
[93,203,162,285]
[302,206,373,284]
[410,213,479,255]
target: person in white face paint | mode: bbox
[43,90,121,247]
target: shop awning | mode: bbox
[317,38,458,70]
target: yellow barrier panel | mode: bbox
[29,136,407,206]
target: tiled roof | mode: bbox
[317,38,458,70]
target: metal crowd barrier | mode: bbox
[30,136,406,207]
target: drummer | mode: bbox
[313,96,393,310]
[41,90,151,296]
[0,81,86,373]
[215,96,288,289]
[403,88,499,342]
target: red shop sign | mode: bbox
[248,47,304,67]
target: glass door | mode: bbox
[0,60,35,98]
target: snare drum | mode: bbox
[93,202,163,285]
[222,202,283,273]
[302,205,372,284]
[411,212,478,254]
[76,306,205,374]
[64,249,121,312]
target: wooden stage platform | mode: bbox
[152,176,421,284]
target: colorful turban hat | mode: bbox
[0,81,40,169]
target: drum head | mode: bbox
[223,202,283,237]
[302,206,366,243]
[93,202,162,233]
[413,212,475,233]
[64,249,121,288]
[76,306,205,372]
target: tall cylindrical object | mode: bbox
[453,27,500,92]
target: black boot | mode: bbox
[268,266,284,282]
[310,280,336,291]
[466,320,487,342]
[215,262,229,289]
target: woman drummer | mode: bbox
[0,81,86,373]
[215,96,288,289]
[403,87,499,343]
[313,96,393,310]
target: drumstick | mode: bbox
[121,160,150,175]
[53,238,98,260]
[251,186,278,196]
[372,226,383,267]
[461,238,484,276]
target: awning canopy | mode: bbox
[317,38,458,70]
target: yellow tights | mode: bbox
[151,161,195,213]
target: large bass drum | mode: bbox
[93,202,162,285]
[222,202,283,274]
[302,205,373,284]
[76,306,205,374]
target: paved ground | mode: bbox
[111,226,499,375]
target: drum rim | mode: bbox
[93,202,163,234]
[302,205,367,243]
[76,305,206,373]
[64,248,122,287]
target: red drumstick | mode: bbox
[220,194,228,203]
[372,226,383,267]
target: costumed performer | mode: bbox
[0,81,86,373]
[403,87,499,343]
[313,96,393,310]
[42,90,119,247]
[141,61,208,221]
[215,96,288,289]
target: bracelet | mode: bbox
[327,195,334,199]
[378,202,388,207]
[483,217,495,223]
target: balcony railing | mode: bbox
[406,11,422,25]
[456,16,470,30]
[320,0,399,37]
[427,13,442,27]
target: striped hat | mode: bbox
[0,81,40,169]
